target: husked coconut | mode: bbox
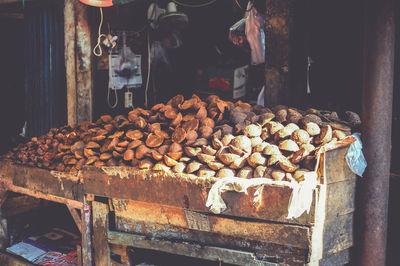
[186,161,202,173]
[173,162,186,173]
[277,123,300,139]
[250,137,263,147]
[198,166,216,178]
[254,142,269,153]
[221,134,235,146]
[230,135,252,154]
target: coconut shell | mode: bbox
[94,161,105,167]
[268,154,285,166]
[254,142,269,153]
[84,148,97,158]
[184,146,201,157]
[301,114,322,126]
[314,125,333,144]
[229,145,246,156]
[126,130,143,141]
[117,140,130,147]
[107,138,119,151]
[123,149,135,161]
[230,156,248,169]
[85,141,100,149]
[153,162,171,173]
[198,166,216,178]
[247,152,266,167]
[173,162,186,173]
[164,155,178,166]
[200,126,213,139]
[86,156,98,165]
[254,166,267,178]
[139,159,154,169]
[182,113,195,122]
[151,103,164,111]
[136,145,150,159]
[186,161,202,174]
[179,98,196,110]
[108,131,124,139]
[272,170,286,181]
[333,129,347,140]
[91,135,106,142]
[182,119,199,132]
[275,109,288,123]
[172,128,186,143]
[266,121,284,135]
[112,151,122,158]
[294,169,310,182]
[208,161,224,171]
[277,123,300,139]
[128,139,143,149]
[201,117,215,128]
[279,139,300,152]
[164,108,178,119]
[100,115,113,123]
[250,137,263,148]
[216,168,236,178]
[170,112,182,127]
[167,152,183,161]
[231,135,252,154]
[291,129,311,145]
[218,153,240,165]
[279,158,298,172]
[151,150,163,161]
[192,138,209,147]
[221,134,234,146]
[197,153,215,164]
[212,137,223,150]
[238,166,254,179]
[258,113,275,126]
[168,94,184,108]
[71,141,85,153]
[202,145,217,156]
[263,144,281,156]
[290,148,309,164]
[146,133,164,148]
[100,153,112,161]
[134,117,147,129]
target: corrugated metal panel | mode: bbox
[24,0,66,137]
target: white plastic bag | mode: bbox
[345,133,367,176]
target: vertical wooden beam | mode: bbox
[82,197,93,266]
[75,2,93,123]
[64,0,77,125]
[264,0,294,106]
[92,201,111,266]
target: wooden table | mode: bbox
[0,144,356,265]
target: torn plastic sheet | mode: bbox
[345,133,367,177]
[205,171,318,219]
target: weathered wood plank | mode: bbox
[66,204,83,234]
[64,0,77,126]
[325,146,355,184]
[112,199,310,249]
[322,213,353,257]
[92,201,110,266]
[82,198,93,266]
[318,248,350,266]
[325,178,356,219]
[84,166,312,225]
[2,195,41,217]
[75,2,93,123]
[114,216,308,265]
[108,231,279,266]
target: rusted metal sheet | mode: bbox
[112,199,310,249]
[357,0,395,264]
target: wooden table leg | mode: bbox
[92,201,110,266]
[82,196,93,266]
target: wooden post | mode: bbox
[75,2,93,123]
[92,201,111,266]
[64,0,77,126]
[64,0,93,125]
[264,0,294,107]
[82,197,93,266]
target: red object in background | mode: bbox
[79,0,113,7]
[209,77,231,91]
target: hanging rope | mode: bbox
[93,8,107,57]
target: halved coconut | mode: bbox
[304,122,321,136]
[272,169,286,181]
[184,146,201,157]
[268,154,285,166]
[279,158,299,172]
[263,144,281,156]
[173,162,186,173]
[197,153,216,164]
[243,124,262,138]
[238,166,253,179]
[291,129,311,145]
[153,162,171,172]
[247,152,266,167]
[254,166,267,178]
[218,153,241,165]
[221,134,235,146]
[230,135,252,154]
[314,125,333,144]
[277,123,300,139]
[202,145,217,156]
[250,137,263,148]
[279,139,300,152]
[186,161,202,174]
[230,156,248,169]
[208,161,225,171]
[216,168,236,178]
[198,166,216,178]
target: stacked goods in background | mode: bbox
[4,94,360,182]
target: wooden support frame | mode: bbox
[66,204,83,234]
[64,0,93,124]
